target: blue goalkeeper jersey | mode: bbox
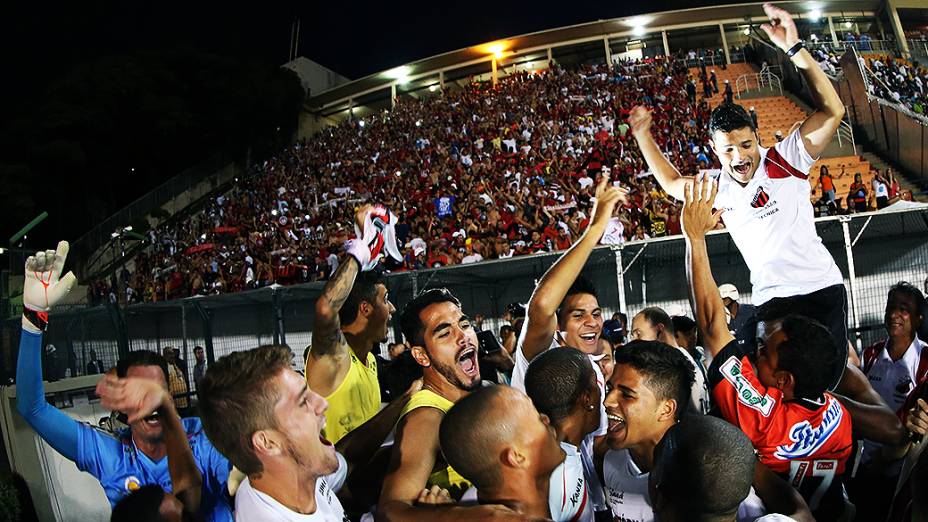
[16,329,232,521]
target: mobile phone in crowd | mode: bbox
[477,330,503,356]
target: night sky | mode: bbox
[1,0,748,249]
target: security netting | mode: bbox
[3,207,926,397]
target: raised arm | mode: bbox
[97,374,202,517]
[760,3,845,157]
[682,178,734,357]
[518,175,628,361]
[629,106,692,202]
[16,241,80,461]
[307,205,390,395]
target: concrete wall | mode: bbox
[283,57,350,98]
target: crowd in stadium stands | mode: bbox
[103,57,726,303]
[866,56,928,116]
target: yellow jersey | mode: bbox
[308,347,381,444]
[399,389,471,498]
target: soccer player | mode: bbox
[628,307,710,414]
[599,340,694,521]
[683,177,854,519]
[649,415,757,522]
[306,204,401,443]
[631,3,850,389]
[198,344,413,520]
[15,242,232,521]
[99,373,204,522]
[378,289,534,521]
[513,173,628,515]
[524,347,603,521]
[440,386,581,521]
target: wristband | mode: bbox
[786,40,805,58]
[23,309,49,332]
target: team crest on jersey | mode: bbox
[720,357,775,416]
[751,186,770,208]
[123,476,141,492]
[774,397,843,460]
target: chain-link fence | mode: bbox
[3,208,926,390]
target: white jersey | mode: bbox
[513,337,608,511]
[603,448,771,522]
[712,130,843,306]
[677,346,711,415]
[235,453,347,521]
[549,442,595,521]
[602,449,652,522]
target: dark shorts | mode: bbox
[736,284,849,390]
[876,196,889,209]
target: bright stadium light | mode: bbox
[845,21,853,28]
[429,84,438,92]
[808,9,822,21]
[487,43,505,58]
[385,65,411,80]
[743,27,751,35]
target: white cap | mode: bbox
[718,283,739,301]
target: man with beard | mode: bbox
[199,345,413,521]
[378,289,535,521]
[15,242,232,521]
[512,173,628,516]
[306,204,401,443]
[440,386,579,521]
[630,3,851,391]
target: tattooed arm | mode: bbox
[306,207,371,397]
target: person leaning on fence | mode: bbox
[14,241,233,521]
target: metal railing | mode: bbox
[907,39,928,58]
[836,114,857,155]
[735,68,782,97]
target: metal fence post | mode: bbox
[194,302,216,365]
[273,288,286,346]
[840,216,862,352]
[180,303,189,370]
[106,301,130,360]
[614,245,627,313]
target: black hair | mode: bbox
[116,351,169,382]
[110,485,167,522]
[652,415,755,519]
[339,270,387,326]
[708,103,756,136]
[557,276,599,322]
[524,347,596,423]
[613,341,694,420]
[888,281,926,319]
[671,315,697,334]
[639,307,676,335]
[400,288,462,347]
[776,315,840,400]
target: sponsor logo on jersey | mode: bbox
[721,356,775,416]
[751,186,770,208]
[774,397,843,460]
[124,476,141,492]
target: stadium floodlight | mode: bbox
[743,27,751,36]
[429,85,438,92]
[807,9,822,21]
[845,21,853,28]
[487,43,505,59]
[385,65,411,80]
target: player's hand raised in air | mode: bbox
[760,3,801,52]
[682,176,724,241]
[628,106,653,139]
[590,173,629,230]
[96,371,172,423]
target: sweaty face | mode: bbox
[603,364,668,450]
[755,320,785,390]
[127,365,170,443]
[370,284,396,342]
[272,369,339,477]
[629,314,660,342]
[885,291,921,340]
[559,293,603,354]
[711,127,761,184]
[417,301,481,390]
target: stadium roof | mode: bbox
[306,0,880,110]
